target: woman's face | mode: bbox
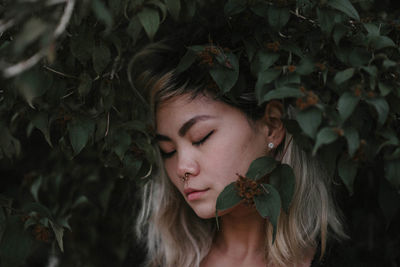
[155,94,269,219]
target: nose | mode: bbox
[176,149,200,179]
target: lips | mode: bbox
[184,188,209,201]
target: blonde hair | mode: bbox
[136,71,347,267]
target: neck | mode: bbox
[214,204,266,260]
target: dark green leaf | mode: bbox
[245,156,278,180]
[338,154,357,195]
[78,72,92,97]
[338,91,360,122]
[31,112,52,146]
[0,216,33,267]
[30,176,42,202]
[216,182,242,213]
[50,220,64,252]
[176,49,197,74]
[378,82,392,97]
[224,0,246,16]
[92,0,113,33]
[344,127,359,157]
[209,53,239,93]
[251,51,280,75]
[269,164,295,213]
[296,107,322,138]
[13,18,48,54]
[255,69,281,102]
[268,7,290,30]
[23,202,53,219]
[365,97,389,127]
[334,68,355,85]
[327,0,360,21]
[165,0,181,20]
[92,43,111,75]
[68,119,95,155]
[254,184,281,241]
[385,159,400,191]
[113,131,132,160]
[333,23,348,45]
[137,7,160,40]
[313,127,339,155]
[261,86,303,103]
[296,57,314,75]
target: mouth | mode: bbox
[184,188,209,201]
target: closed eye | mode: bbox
[160,149,175,158]
[193,130,214,146]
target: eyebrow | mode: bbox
[155,115,215,141]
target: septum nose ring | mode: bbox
[182,172,190,182]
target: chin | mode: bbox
[190,205,216,219]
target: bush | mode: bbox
[0,0,399,266]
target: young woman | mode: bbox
[135,49,347,267]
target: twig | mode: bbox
[43,65,78,79]
[105,112,110,137]
[2,0,76,78]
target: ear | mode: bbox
[262,100,286,147]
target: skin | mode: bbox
[156,94,313,266]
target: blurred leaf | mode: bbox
[78,72,93,97]
[23,202,53,219]
[16,69,52,108]
[334,68,355,85]
[385,159,400,191]
[313,127,339,155]
[0,123,21,159]
[0,216,32,267]
[327,0,360,20]
[113,131,132,160]
[269,164,295,213]
[216,182,242,213]
[93,43,111,75]
[165,0,181,19]
[261,86,303,103]
[365,97,389,127]
[176,49,197,74]
[251,51,280,75]
[49,220,64,252]
[296,107,322,138]
[31,112,52,146]
[68,119,95,155]
[268,6,290,30]
[30,176,42,202]
[338,91,360,122]
[137,7,160,40]
[254,184,281,242]
[338,154,357,195]
[13,18,47,54]
[378,82,392,96]
[255,69,281,102]
[344,127,359,157]
[92,0,113,33]
[246,156,278,180]
[333,23,348,45]
[296,57,314,75]
[224,0,246,16]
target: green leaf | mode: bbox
[209,53,239,93]
[371,36,396,50]
[327,0,360,21]
[30,176,42,202]
[0,216,33,267]
[49,220,64,252]
[333,23,348,45]
[338,154,357,195]
[269,164,295,213]
[255,69,281,102]
[378,82,392,97]
[78,72,92,97]
[296,107,322,138]
[334,68,355,85]
[344,127,359,157]
[137,7,160,40]
[250,1,269,17]
[68,119,95,155]
[224,0,246,16]
[313,127,339,155]
[245,156,278,180]
[92,43,111,75]
[0,123,21,159]
[16,69,52,108]
[385,159,400,191]
[113,131,132,160]
[251,51,280,75]
[365,97,389,127]
[13,18,48,54]
[254,184,281,241]
[216,182,242,213]
[23,202,53,219]
[261,86,303,103]
[338,91,360,122]
[165,0,181,20]
[296,57,314,75]
[31,112,52,146]
[268,6,290,30]
[92,0,113,33]
[176,49,196,74]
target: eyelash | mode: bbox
[160,130,215,158]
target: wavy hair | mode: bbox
[135,67,347,267]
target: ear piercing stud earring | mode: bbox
[268,142,274,149]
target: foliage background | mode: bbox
[0,0,399,266]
